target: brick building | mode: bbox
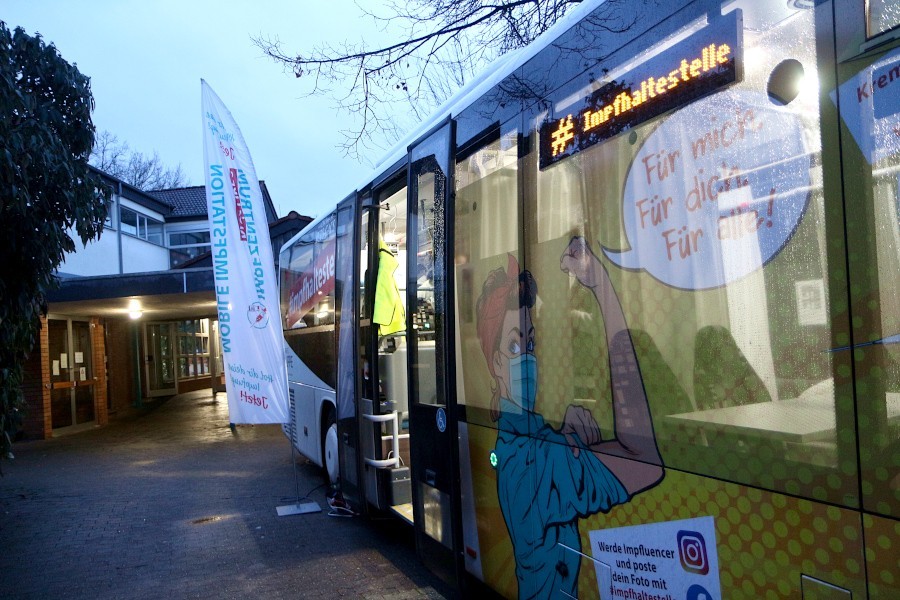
[19,167,310,439]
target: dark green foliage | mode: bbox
[0,21,110,462]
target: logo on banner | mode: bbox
[229,168,248,242]
[248,302,269,329]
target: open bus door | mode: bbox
[405,120,465,587]
[333,194,365,511]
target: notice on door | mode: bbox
[589,516,721,599]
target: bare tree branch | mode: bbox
[90,131,189,190]
[253,0,587,157]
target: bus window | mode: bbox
[868,0,900,38]
[854,142,900,516]
[280,213,338,389]
[835,37,900,517]
[454,129,521,427]
[523,2,854,505]
[410,157,448,408]
[359,203,375,403]
[359,201,371,322]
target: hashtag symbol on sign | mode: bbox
[551,115,575,157]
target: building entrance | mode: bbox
[48,318,96,431]
[145,322,176,397]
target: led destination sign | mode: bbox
[540,11,743,169]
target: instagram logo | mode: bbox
[677,530,709,575]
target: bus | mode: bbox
[277,0,899,597]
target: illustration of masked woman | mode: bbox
[475,237,664,600]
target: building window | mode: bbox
[104,201,116,230]
[120,206,164,245]
[169,231,211,267]
[176,319,211,379]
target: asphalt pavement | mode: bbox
[0,391,457,599]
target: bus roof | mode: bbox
[368,0,608,175]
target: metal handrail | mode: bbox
[362,411,401,469]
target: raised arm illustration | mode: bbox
[560,236,664,494]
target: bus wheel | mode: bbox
[324,418,339,485]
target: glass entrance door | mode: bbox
[406,120,463,586]
[48,318,96,431]
[71,321,96,425]
[145,323,176,397]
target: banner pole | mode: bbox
[276,398,321,516]
[200,79,317,516]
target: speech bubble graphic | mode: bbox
[603,90,811,290]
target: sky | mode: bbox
[3,0,404,219]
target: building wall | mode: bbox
[121,235,170,273]
[20,316,51,440]
[90,317,108,427]
[60,192,172,277]
[60,227,121,276]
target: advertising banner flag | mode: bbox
[201,79,289,424]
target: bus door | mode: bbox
[406,120,464,585]
[357,178,414,515]
[353,193,380,512]
[334,193,365,511]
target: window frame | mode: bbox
[176,318,211,380]
[119,206,165,246]
[168,230,212,267]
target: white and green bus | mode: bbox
[279,0,900,597]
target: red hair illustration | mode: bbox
[475,254,537,420]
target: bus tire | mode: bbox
[323,408,339,485]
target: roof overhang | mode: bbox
[47,268,218,321]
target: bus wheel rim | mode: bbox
[325,423,339,483]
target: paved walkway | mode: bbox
[0,391,456,599]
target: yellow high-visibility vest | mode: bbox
[373,240,405,335]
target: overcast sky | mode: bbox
[4,0,404,218]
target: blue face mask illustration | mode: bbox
[508,353,537,412]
